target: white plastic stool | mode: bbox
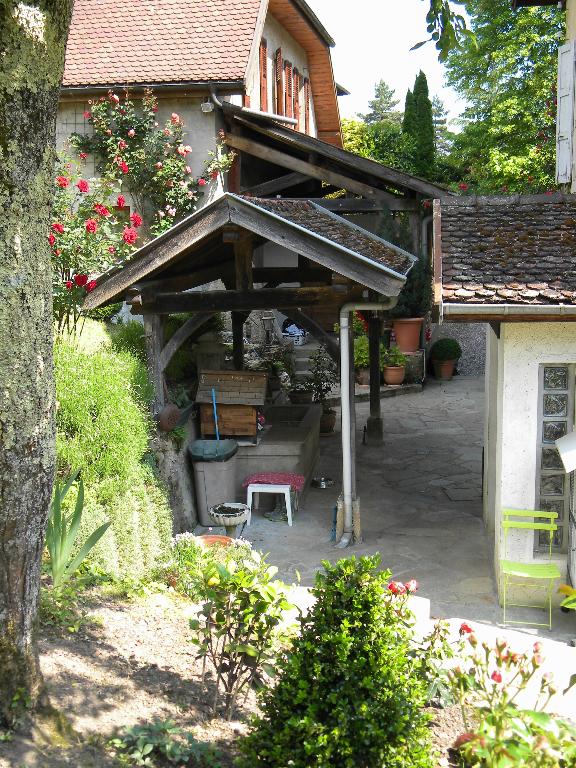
[246,483,293,526]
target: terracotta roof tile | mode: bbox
[63,0,262,87]
[439,195,576,305]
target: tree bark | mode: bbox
[0,0,74,727]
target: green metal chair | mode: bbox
[501,508,562,630]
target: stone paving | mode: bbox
[242,375,576,645]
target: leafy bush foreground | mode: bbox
[54,320,172,580]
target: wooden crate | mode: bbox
[200,403,258,438]
[196,370,267,439]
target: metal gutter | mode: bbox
[212,90,298,126]
[60,80,243,96]
[442,303,576,318]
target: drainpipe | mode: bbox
[421,214,432,259]
[337,298,398,548]
[210,89,298,126]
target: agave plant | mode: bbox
[45,471,110,589]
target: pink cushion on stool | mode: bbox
[242,472,305,492]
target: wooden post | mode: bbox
[232,313,245,371]
[366,312,383,443]
[143,314,165,414]
[232,233,253,371]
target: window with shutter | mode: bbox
[293,68,301,131]
[259,39,268,113]
[284,61,293,120]
[275,48,283,115]
[556,41,576,185]
[304,77,310,134]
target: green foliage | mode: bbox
[444,0,563,193]
[86,302,122,321]
[450,635,576,767]
[238,556,432,768]
[45,472,111,589]
[39,580,96,634]
[381,346,407,368]
[110,720,222,767]
[358,79,401,124]
[308,346,338,409]
[416,1,473,62]
[342,118,417,175]
[110,320,148,363]
[189,557,293,721]
[429,337,462,361]
[390,255,432,319]
[402,72,435,178]
[54,321,172,580]
[353,335,370,370]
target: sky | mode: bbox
[306,0,467,124]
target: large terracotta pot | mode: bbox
[197,534,233,547]
[383,366,406,385]
[320,409,337,434]
[356,368,370,385]
[433,359,456,381]
[392,318,423,353]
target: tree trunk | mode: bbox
[0,0,74,727]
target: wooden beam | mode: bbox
[159,313,214,372]
[138,287,359,314]
[143,315,165,414]
[282,308,339,362]
[252,267,331,284]
[137,261,234,299]
[313,197,419,213]
[242,172,309,197]
[234,234,253,291]
[225,132,404,206]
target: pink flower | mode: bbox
[108,245,116,254]
[86,280,97,292]
[79,151,88,160]
[47,233,56,246]
[119,160,129,174]
[211,170,218,180]
[130,212,143,227]
[185,165,192,174]
[85,218,98,234]
[117,195,126,208]
[155,162,163,169]
[127,128,135,137]
[533,642,543,653]
[122,226,138,245]
[51,222,64,234]
[65,280,73,290]
[109,92,120,103]
[152,104,158,112]
[459,622,473,635]
[198,178,207,186]
[405,579,418,593]
[163,128,172,136]
[76,179,89,193]
[171,112,181,124]
[74,273,88,287]
[491,671,503,684]
[118,139,127,150]
[388,581,406,595]
[56,176,70,188]
[94,203,110,217]
[83,110,91,119]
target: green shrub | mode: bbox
[429,337,462,361]
[54,323,172,580]
[85,302,122,321]
[381,345,407,368]
[238,555,433,768]
[110,320,147,363]
[353,334,370,369]
[110,720,222,767]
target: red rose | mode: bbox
[405,579,418,593]
[119,160,129,174]
[122,226,138,245]
[108,245,116,254]
[79,151,88,160]
[51,222,64,234]
[109,92,120,103]
[56,176,70,188]
[118,139,127,150]
[130,212,143,227]
[459,622,473,635]
[86,280,97,292]
[211,170,218,180]
[458,182,469,191]
[77,179,89,193]
[198,178,207,186]
[65,280,73,290]
[74,273,88,287]
[388,581,406,595]
[83,110,91,119]
[94,203,110,217]
[117,195,126,208]
[47,233,56,246]
[491,671,502,684]
[85,218,98,234]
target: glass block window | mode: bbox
[536,365,574,552]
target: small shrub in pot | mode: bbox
[381,345,407,385]
[429,337,462,381]
[353,335,370,384]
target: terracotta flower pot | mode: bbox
[433,359,456,380]
[383,366,405,385]
[320,409,336,434]
[356,368,370,385]
[392,318,423,353]
[197,534,233,547]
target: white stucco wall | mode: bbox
[487,322,573,601]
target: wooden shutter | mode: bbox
[275,48,283,115]
[293,68,301,130]
[304,77,310,134]
[242,94,251,108]
[259,38,268,112]
[556,41,575,184]
[284,60,293,119]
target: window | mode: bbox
[259,39,268,112]
[536,364,574,552]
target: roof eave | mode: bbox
[442,302,576,321]
[288,0,335,46]
[60,79,244,95]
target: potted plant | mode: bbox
[308,346,339,434]
[353,335,370,385]
[288,379,313,404]
[389,257,432,353]
[381,346,407,385]
[429,337,462,380]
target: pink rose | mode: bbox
[122,226,138,245]
[198,178,207,186]
[130,212,143,227]
[117,195,126,208]
[77,179,89,193]
[85,218,98,234]
[128,129,135,137]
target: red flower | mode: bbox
[76,179,90,193]
[211,170,219,180]
[65,280,73,290]
[85,218,98,234]
[74,273,88,287]
[118,139,127,150]
[130,212,143,227]
[109,92,120,103]
[119,160,129,174]
[108,245,116,254]
[83,110,91,119]
[51,222,64,234]
[47,233,56,246]
[388,581,406,595]
[56,176,70,188]
[458,182,469,191]
[86,280,97,292]
[94,203,110,217]
[405,579,418,593]
[128,128,135,137]
[79,151,88,160]
[491,671,503,684]
[122,226,138,245]
[198,178,207,186]
[459,622,473,635]
[117,195,126,208]
[171,112,181,124]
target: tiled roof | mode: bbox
[439,195,576,305]
[63,0,262,87]
[242,197,415,276]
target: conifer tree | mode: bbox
[402,71,435,177]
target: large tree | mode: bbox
[402,71,435,178]
[444,0,563,192]
[358,79,401,124]
[0,0,74,727]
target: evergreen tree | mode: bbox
[402,89,417,137]
[403,71,435,177]
[358,79,401,124]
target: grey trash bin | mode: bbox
[188,439,238,526]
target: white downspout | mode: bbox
[337,298,398,548]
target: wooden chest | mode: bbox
[196,370,267,439]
